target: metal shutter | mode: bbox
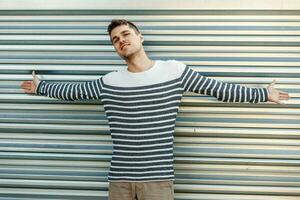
[0,6,299,200]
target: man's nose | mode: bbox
[120,37,126,43]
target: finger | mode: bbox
[21,83,33,88]
[22,86,32,90]
[279,97,289,101]
[21,82,28,87]
[21,80,30,85]
[280,95,290,99]
[279,96,290,100]
[279,93,290,97]
[21,81,32,86]
[25,80,33,84]
[24,89,34,94]
[21,85,30,89]
[270,80,276,87]
[279,91,289,95]
[279,94,290,98]
[279,95,290,99]
[279,92,289,96]
[32,70,40,83]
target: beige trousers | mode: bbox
[108,180,174,200]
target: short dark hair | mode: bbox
[107,19,140,41]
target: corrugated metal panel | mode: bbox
[0,8,299,200]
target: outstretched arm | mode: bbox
[21,71,103,101]
[182,66,290,104]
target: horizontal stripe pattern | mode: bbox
[101,75,181,181]
[36,60,268,182]
[181,66,269,103]
[37,78,103,101]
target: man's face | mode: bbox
[110,24,144,59]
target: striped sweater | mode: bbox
[36,60,268,182]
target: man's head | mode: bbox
[107,19,144,59]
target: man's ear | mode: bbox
[140,34,144,43]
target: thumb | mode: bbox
[270,80,276,87]
[32,70,36,78]
[32,70,40,85]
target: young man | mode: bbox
[21,19,290,200]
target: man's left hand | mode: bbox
[267,80,290,104]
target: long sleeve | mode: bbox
[36,78,103,101]
[180,65,269,103]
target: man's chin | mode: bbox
[119,52,133,60]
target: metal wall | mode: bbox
[0,7,299,200]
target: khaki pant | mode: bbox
[108,180,174,200]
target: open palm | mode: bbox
[20,71,40,94]
[267,80,290,104]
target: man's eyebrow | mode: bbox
[112,30,130,41]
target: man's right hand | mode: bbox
[21,71,41,94]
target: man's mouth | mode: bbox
[121,44,129,50]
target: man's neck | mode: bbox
[125,51,154,73]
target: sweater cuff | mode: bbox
[36,81,45,95]
[262,87,269,102]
